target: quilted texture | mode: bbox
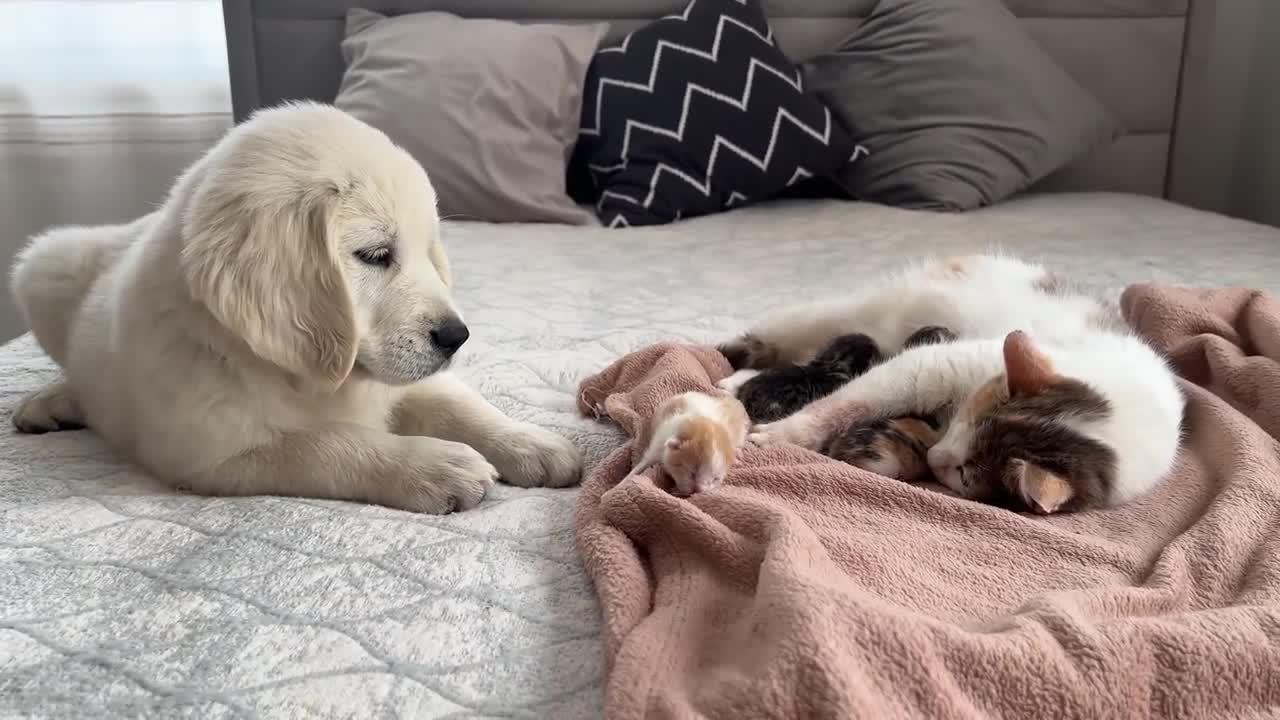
[571,0,862,228]
[1,194,1279,718]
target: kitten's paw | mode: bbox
[12,382,85,434]
[716,369,760,395]
[748,413,824,450]
[488,423,583,489]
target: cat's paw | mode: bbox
[715,369,760,395]
[748,412,824,450]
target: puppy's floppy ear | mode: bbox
[428,235,452,287]
[180,178,357,390]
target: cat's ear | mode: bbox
[1009,459,1074,514]
[1003,330,1058,397]
[665,436,685,450]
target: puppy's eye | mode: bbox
[354,246,394,268]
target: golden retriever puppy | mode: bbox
[9,102,581,513]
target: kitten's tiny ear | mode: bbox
[1010,459,1074,514]
[665,436,685,450]
[1003,331,1058,396]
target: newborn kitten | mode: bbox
[631,390,749,496]
[729,326,956,423]
[823,415,944,482]
[733,333,882,423]
[819,326,958,479]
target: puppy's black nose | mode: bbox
[430,316,470,356]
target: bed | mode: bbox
[3,1,1278,718]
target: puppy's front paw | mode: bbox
[748,413,824,450]
[12,383,85,434]
[398,440,497,514]
[489,423,583,489]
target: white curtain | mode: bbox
[0,0,232,341]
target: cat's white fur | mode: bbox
[743,254,1185,507]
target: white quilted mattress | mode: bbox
[3,194,1279,718]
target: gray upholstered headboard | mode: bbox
[221,0,1216,203]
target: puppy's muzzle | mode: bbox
[430,316,470,357]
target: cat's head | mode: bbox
[926,331,1116,514]
[811,333,882,376]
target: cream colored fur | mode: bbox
[9,102,581,513]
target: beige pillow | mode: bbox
[336,9,606,224]
[803,0,1121,211]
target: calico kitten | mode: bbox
[824,415,944,482]
[733,254,1184,514]
[631,390,750,496]
[817,326,957,480]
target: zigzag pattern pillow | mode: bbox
[571,0,865,228]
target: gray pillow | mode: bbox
[802,0,1122,211]
[335,9,606,224]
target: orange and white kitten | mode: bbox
[631,391,749,496]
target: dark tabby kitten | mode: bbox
[735,325,958,423]
[735,333,882,423]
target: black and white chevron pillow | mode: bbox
[570,0,865,228]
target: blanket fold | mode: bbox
[575,286,1280,719]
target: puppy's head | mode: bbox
[179,102,463,390]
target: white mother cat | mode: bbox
[720,254,1184,514]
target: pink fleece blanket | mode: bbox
[574,285,1280,719]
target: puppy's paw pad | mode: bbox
[494,424,583,489]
